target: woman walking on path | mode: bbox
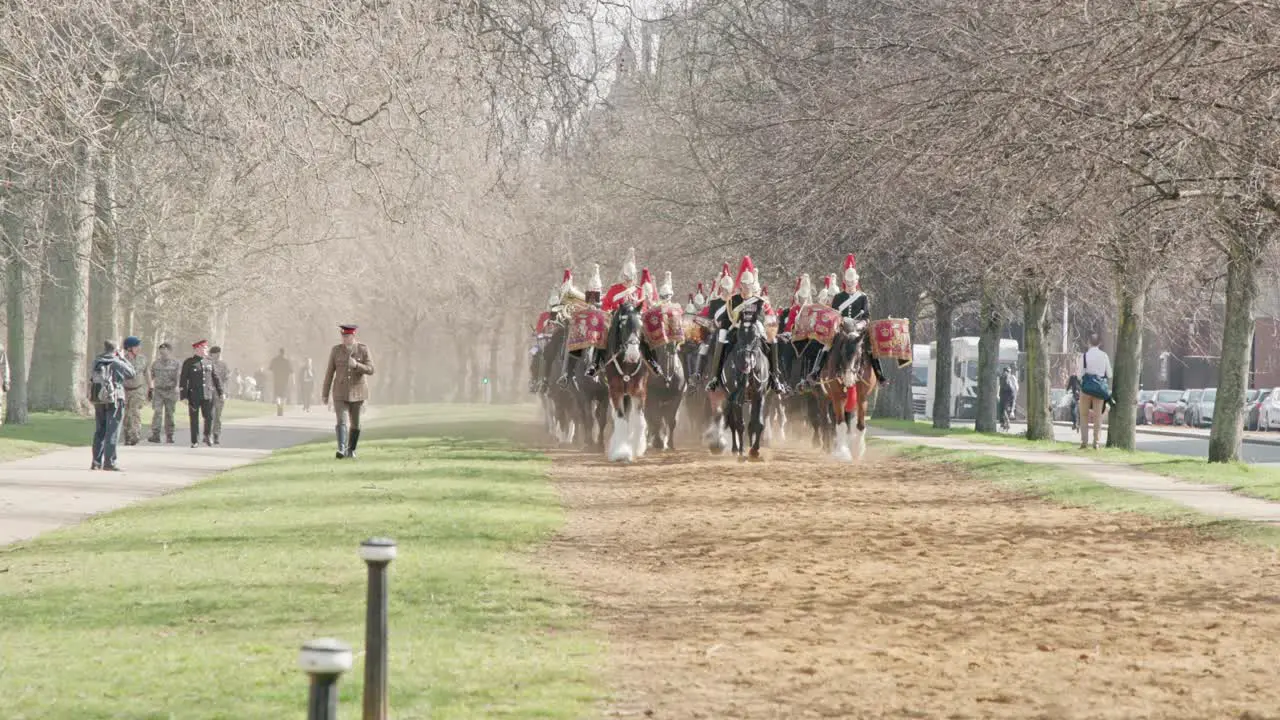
[1079,334,1112,449]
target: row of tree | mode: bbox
[523,0,1280,462]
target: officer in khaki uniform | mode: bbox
[148,342,181,443]
[209,346,231,444]
[321,324,375,460]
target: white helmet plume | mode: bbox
[619,247,638,284]
[658,271,674,299]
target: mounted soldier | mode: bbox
[602,247,644,312]
[558,266,605,384]
[693,262,733,382]
[530,281,563,393]
[805,254,887,387]
[707,257,787,394]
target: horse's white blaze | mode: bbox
[609,414,634,462]
[623,342,641,365]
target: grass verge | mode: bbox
[877,441,1280,547]
[875,417,1280,503]
[0,400,283,460]
[0,405,599,719]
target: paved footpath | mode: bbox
[875,430,1280,524]
[0,409,335,546]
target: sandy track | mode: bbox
[542,444,1280,719]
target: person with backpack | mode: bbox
[1079,333,1113,449]
[999,366,1019,431]
[89,340,137,471]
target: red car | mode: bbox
[1145,389,1184,425]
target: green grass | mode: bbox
[875,417,1280,503]
[877,442,1280,547]
[0,405,600,719]
[0,400,281,460]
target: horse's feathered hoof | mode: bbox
[748,449,763,462]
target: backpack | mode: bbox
[89,358,118,405]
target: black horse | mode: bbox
[645,338,686,451]
[556,330,609,451]
[722,313,770,460]
[537,322,577,444]
[603,302,651,461]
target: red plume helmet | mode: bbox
[733,256,758,294]
[841,253,859,290]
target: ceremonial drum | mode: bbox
[567,307,610,352]
[642,304,686,347]
[870,318,912,367]
[792,305,841,348]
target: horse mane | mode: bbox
[607,302,639,358]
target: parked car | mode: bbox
[1182,389,1203,426]
[1135,390,1155,425]
[1260,389,1280,431]
[1186,387,1216,428]
[1147,389,1184,425]
[1246,388,1271,431]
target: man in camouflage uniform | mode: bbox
[121,336,151,445]
[209,345,231,444]
[148,342,181,443]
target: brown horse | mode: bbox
[603,302,650,462]
[819,317,878,461]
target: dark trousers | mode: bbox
[189,399,214,444]
[92,402,124,467]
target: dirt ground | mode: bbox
[541,442,1280,720]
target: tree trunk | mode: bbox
[1022,285,1053,440]
[29,141,95,413]
[974,281,1001,433]
[1209,236,1265,462]
[931,299,954,429]
[487,319,503,402]
[1106,278,1147,450]
[88,145,118,355]
[1,165,29,424]
[510,323,529,402]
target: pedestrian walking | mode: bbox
[148,342,181,443]
[299,357,315,412]
[322,324,375,459]
[121,336,150,445]
[253,368,268,403]
[89,340,136,471]
[1078,333,1113,449]
[180,340,223,448]
[1066,374,1082,431]
[999,366,1019,431]
[209,345,231,445]
[269,348,294,415]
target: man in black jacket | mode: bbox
[180,339,224,448]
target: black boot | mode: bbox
[870,356,888,385]
[705,338,726,391]
[804,348,828,388]
[347,429,361,459]
[335,424,348,459]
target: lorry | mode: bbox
[911,344,930,417]
[925,337,1021,420]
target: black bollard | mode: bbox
[359,538,397,720]
[299,638,353,720]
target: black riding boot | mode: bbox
[769,342,788,395]
[347,428,361,459]
[706,338,727,391]
[869,355,888,385]
[641,341,662,375]
[583,348,599,378]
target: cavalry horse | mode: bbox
[818,315,878,461]
[642,307,686,451]
[602,301,650,462]
[556,307,610,451]
[537,321,577,444]
[722,312,770,460]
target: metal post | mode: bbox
[299,638,353,720]
[359,538,397,720]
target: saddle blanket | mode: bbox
[567,306,610,352]
[792,305,841,348]
[870,318,912,367]
[642,304,686,346]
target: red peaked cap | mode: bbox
[339,324,358,335]
[192,339,208,348]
